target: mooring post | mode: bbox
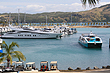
[109,38,110,48]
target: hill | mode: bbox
[0,4,110,23]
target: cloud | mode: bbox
[23,3,85,13]
[99,2,110,6]
[0,1,110,14]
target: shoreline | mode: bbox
[18,69,110,73]
[1,25,110,28]
[31,25,110,28]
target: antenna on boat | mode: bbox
[90,31,92,34]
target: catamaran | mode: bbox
[78,32,102,48]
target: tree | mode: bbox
[0,41,26,67]
[81,0,99,7]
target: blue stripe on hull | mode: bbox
[78,41,88,48]
[78,41,102,48]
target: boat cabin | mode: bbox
[25,62,36,70]
[40,61,49,71]
[50,61,58,70]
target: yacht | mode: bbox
[78,32,102,48]
[0,24,62,39]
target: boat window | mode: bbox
[82,38,84,41]
[87,38,90,41]
[12,30,15,32]
[96,38,100,41]
[90,36,95,38]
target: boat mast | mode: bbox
[18,9,20,25]
[71,12,72,23]
[9,12,11,25]
[46,15,47,25]
[24,13,26,23]
[46,15,48,28]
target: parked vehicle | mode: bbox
[40,61,49,71]
[15,61,24,71]
[50,61,58,70]
[25,62,36,71]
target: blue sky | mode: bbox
[0,0,110,14]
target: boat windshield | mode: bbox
[96,38,100,41]
[82,33,96,37]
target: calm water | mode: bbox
[3,28,110,70]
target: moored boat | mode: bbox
[78,32,102,48]
[0,24,62,39]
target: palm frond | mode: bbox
[0,57,6,63]
[9,42,19,50]
[12,51,26,61]
[81,0,99,7]
[2,41,9,51]
[0,53,7,57]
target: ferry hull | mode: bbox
[88,43,102,48]
[78,41,102,48]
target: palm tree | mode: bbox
[0,41,26,67]
[81,0,99,7]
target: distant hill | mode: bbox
[0,4,110,23]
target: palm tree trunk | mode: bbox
[7,58,10,67]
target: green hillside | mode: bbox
[0,4,110,23]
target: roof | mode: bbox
[26,62,35,65]
[50,61,57,64]
[40,61,48,64]
[15,61,23,64]
[0,62,5,64]
[0,61,16,64]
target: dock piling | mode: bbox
[109,38,110,48]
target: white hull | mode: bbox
[1,24,62,39]
[1,31,62,39]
